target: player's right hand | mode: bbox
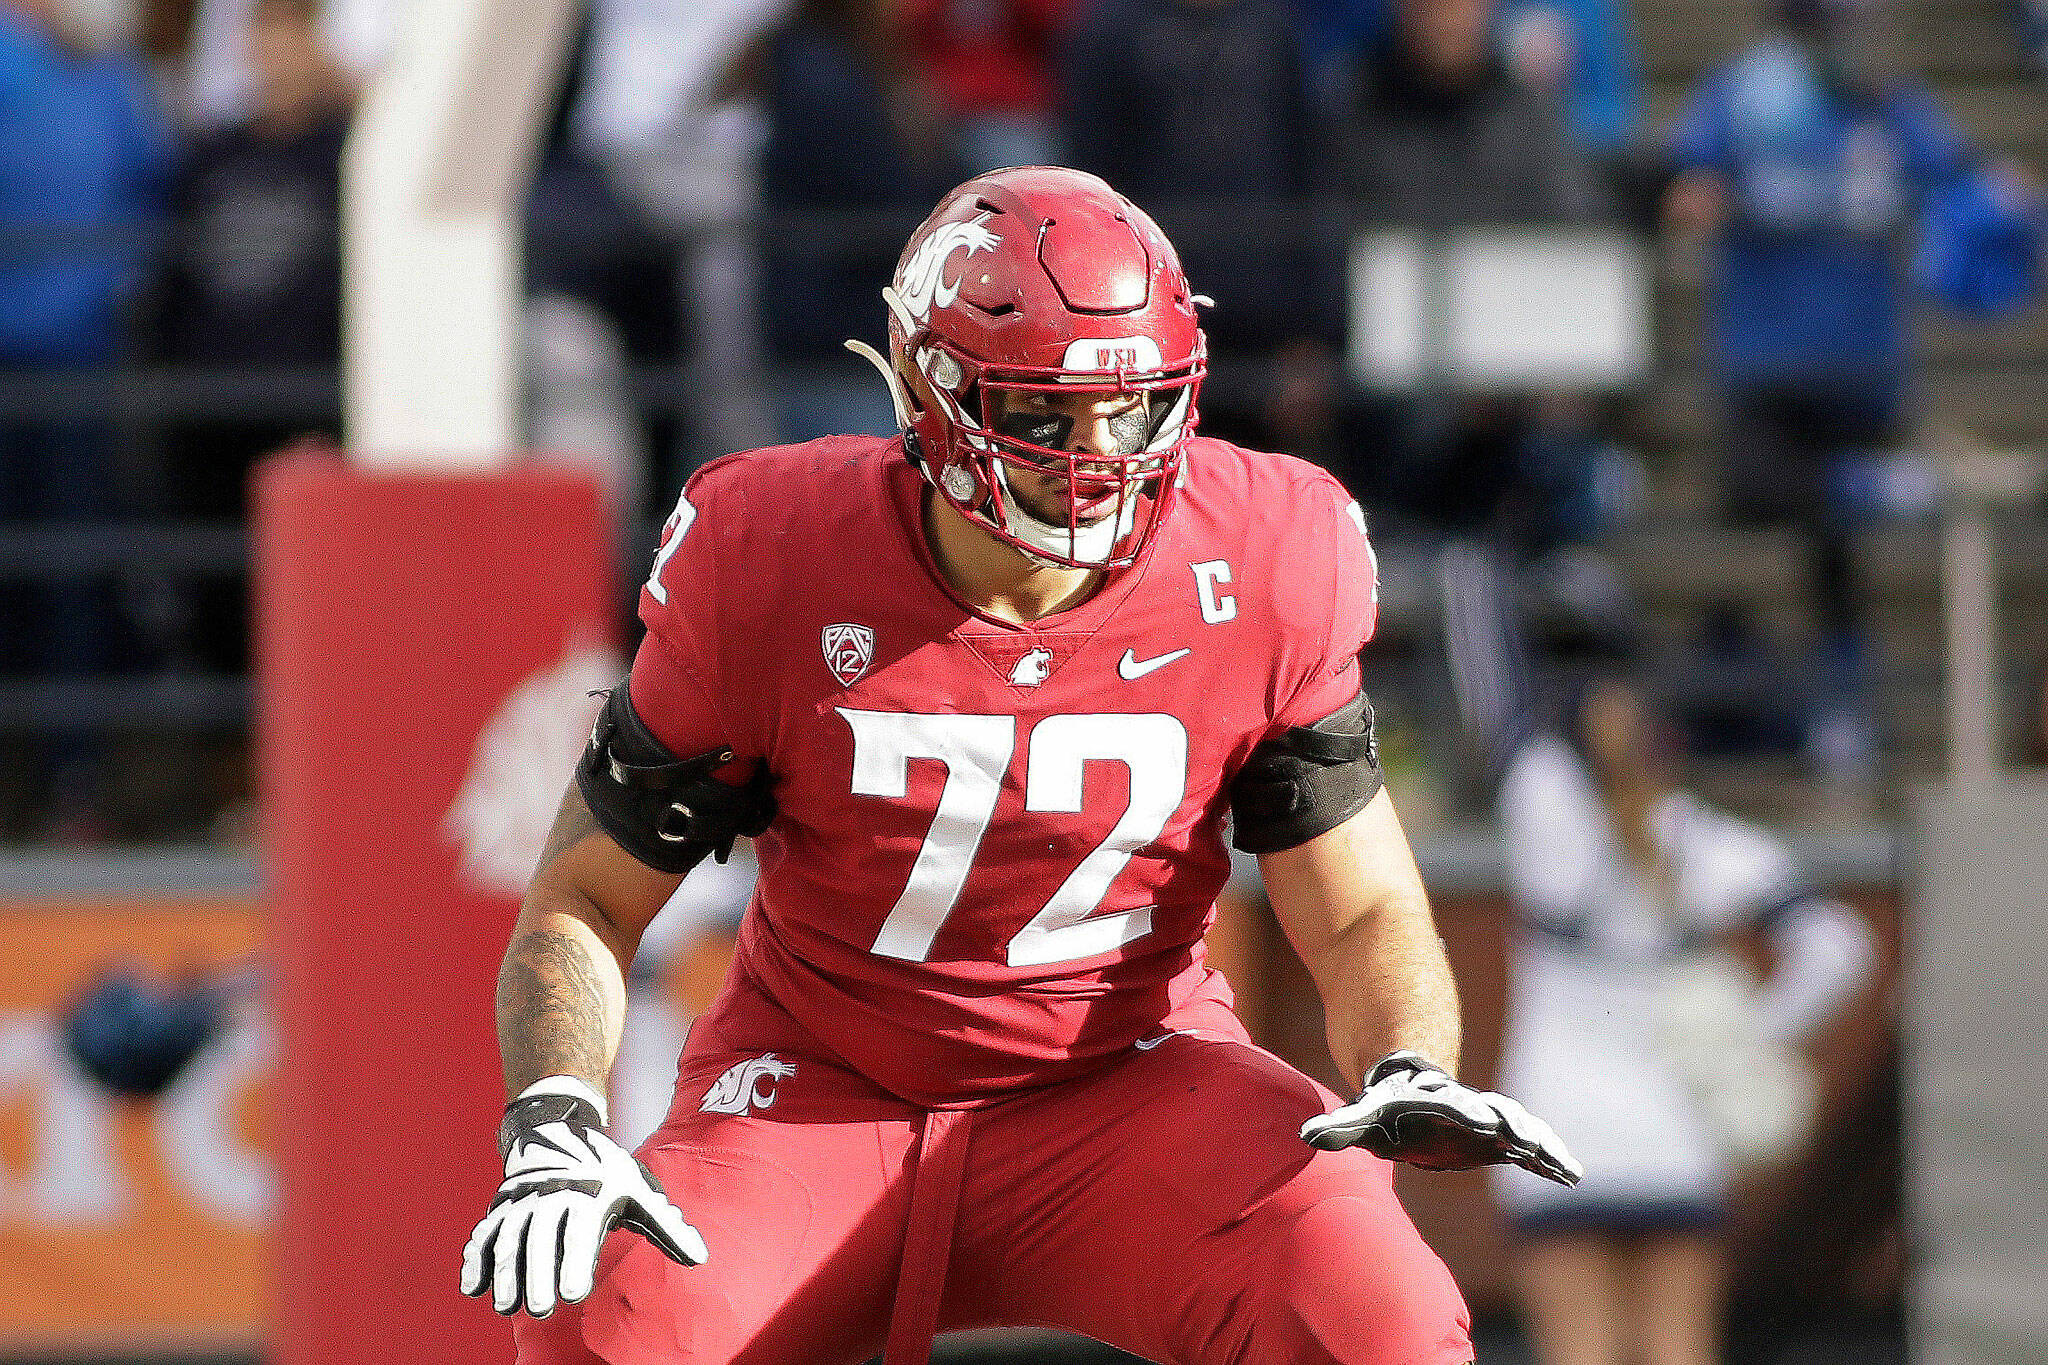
[1301,1051,1583,1187]
[461,1076,707,1318]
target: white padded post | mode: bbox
[341,0,580,468]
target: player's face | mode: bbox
[988,388,1154,530]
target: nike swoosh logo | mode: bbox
[1119,648,1191,680]
[1134,1033,1178,1051]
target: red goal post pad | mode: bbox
[253,445,618,1365]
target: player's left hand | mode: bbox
[461,1077,708,1318]
[1301,1050,1583,1187]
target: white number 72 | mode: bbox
[837,709,1188,968]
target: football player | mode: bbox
[462,166,1581,1365]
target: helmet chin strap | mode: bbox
[991,462,1139,567]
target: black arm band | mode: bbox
[1229,685,1383,854]
[574,684,775,876]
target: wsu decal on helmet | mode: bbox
[887,211,1000,330]
[1063,335,1164,374]
[699,1053,798,1116]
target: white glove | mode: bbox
[461,1076,707,1317]
[1301,1051,1584,1187]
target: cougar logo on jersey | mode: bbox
[891,212,999,327]
[822,623,875,686]
[700,1054,797,1115]
[1009,648,1053,687]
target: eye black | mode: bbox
[1108,409,1149,456]
[994,410,1072,450]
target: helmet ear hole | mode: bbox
[927,347,964,391]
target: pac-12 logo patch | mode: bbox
[822,623,875,686]
[699,1053,797,1116]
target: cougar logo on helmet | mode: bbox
[890,212,1000,329]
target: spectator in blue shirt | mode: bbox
[1668,8,1972,428]
[1662,0,2015,784]
[0,0,172,835]
[0,0,171,368]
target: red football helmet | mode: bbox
[847,167,1207,569]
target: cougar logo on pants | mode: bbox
[700,1053,798,1115]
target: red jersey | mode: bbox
[631,435,1377,1105]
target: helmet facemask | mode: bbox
[901,340,1202,570]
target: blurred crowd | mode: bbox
[1,0,2045,840]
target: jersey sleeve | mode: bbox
[625,629,736,760]
[1273,478,1380,730]
[633,462,762,760]
[640,477,718,669]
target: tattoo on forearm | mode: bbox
[534,787,600,876]
[497,928,611,1090]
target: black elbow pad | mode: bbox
[574,684,775,875]
[1229,686,1383,854]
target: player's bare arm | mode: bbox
[465,690,773,1316]
[464,781,708,1318]
[1269,790,1582,1187]
[1259,787,1460,1087]
[497,783,681,1095]
[498,684,774,1093]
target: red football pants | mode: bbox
[514,974,1472,1365]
